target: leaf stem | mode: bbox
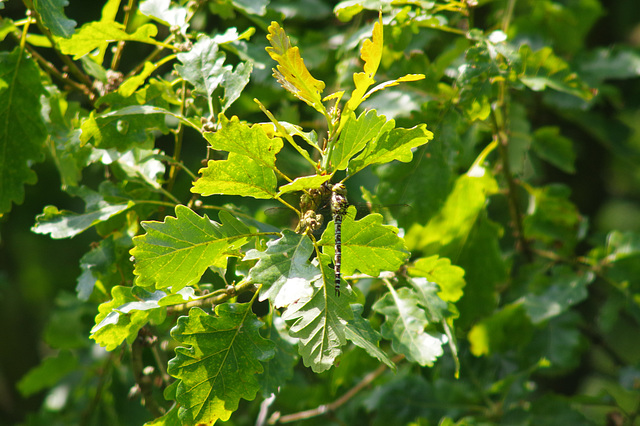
[166,280,262,314]
[501,0,518,33]
[255,98,319,170]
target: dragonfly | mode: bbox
[293,181,348,296]
[330,183,348,296]
[264,183,410,296]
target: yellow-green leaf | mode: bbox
[58,21,158,59]
[266,21,326,114]
[130,205,252,291]
[192,154,277,199]
[343,16,383,118]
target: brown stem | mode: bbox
[131,328,165,418]
[269,354,404,424]
[165,80,187,195]
[21,0,96,97]
[111,0,137,70]
[79,353,115,426]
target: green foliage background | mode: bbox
[1,0,640,425]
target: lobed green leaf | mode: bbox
[266,21,326,114]
[318,206,409,277]
[130,205,252,292]
[91,286,166,351]
[408,255,466,303]
[348,123,433,175]
[0,48,47,214]
[34,0,77,38]
[330,109,393,171]
[192,153,278,199]
[282,254,356,372]
[344,304,396,369]
[372,286,447,366]
[176,36,229,98]
[57,21,158,59]
[244,230,319,308]
[203,115,283,168]
[168,304,275,425]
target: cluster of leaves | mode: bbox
[2,0,640,425]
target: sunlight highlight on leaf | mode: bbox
[266,22,326,114]
[168,304,275,425]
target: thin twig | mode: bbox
[131,328,165,418]
[165,280,263,314]
[111,0,137,70]
[79,352,115,426]
[269,354,404,424]
[166,80,187,194]
[24,1,94,90]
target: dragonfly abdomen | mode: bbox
[331,183,348,296]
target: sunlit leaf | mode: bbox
[203,115,283,169]
[318,206,409,277]
[192,153,278,199]
[406,277,450,323]
[345,304,395,369]
[406,167,499,254]
[282,254,356,372]
[90,286,167,351]
[221,61,253,113]
[244,230,319,308]
[408,255,466,303]
[372,286,447,366]
[130,205,252,292]
[276,174,332,196]
[168,304,275,425]
[139,0,188,32]
[175,35,229,99]
[343,16,383,118]
[330,109,393,171]
[266,21,326,114]
[58,21,158,59]
[361,74,425,104]
[348,123,433,175]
